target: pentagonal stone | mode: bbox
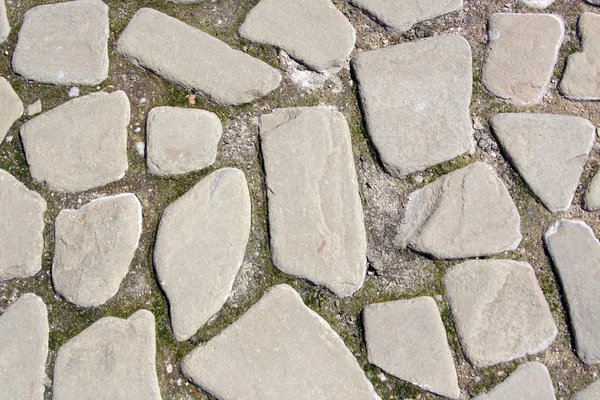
[398,162,522,259]
[239,0,355,72]
[12,0,109,85]
[363,297,459,399]
[53,310,161,400]
[445,260,557,368]
[181,284,380,400]
[544,220,600,364]
[52,194,142,307]
[0,170,46,281]
[0,0,8,44]
[584,170,600,211]
[117,8,281,106]
[472,362,555,400]
[154,168,251,341]
[490,113,595,213]
[260,108,367,297]
[0,77,23,143]
[146,107,221,176]
[483,14,564,106]
[352,35,472,178]
[518,0,555,8]
[572,379,600,400]
[21,91,130,193]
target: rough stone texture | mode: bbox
[518,0,555,8]
[349,0,462,33]
[52,194,142,307]
[545,220,600,364]
[445,260,557,368]
[21,91,130,193]
[397,162,522,259]
[239,0,355,72]
[117,8,281,106]
[490,113,594,213]
[154,168,251,341]
[472,362,555,400]
[0,169,46,281]
[352,35,472,177]
[0,77,23,143]
[483,14,564,106]
[0,0,8,44]
[363,297,460,399]
[260,108,367,297]
[584,170,600,211]
[571,379,600,400]
[146,107,222,176]
[181,284,380,400]
[53,310,161,400]
[0,293,48,400]
[11,0,109,85]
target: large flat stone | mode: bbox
[352,35,472,177]
[53,310,161,400]
[584,170,600,211]
[260,108,367,297]
[21,91,130,193]
[154,168,251,341]
[0,0,8,44]
[482,14,564,106]
[398,162,522,259]
[572,379,600,400]
[12,0,109,85]
[473,362,555,400]
[117,8,281,106]
[0,293,48,400]
[0,77,23,144]
[490,113,595,213]
[363,297,459,399]
[445,260,557,368]
[544,220,600,364]
[181,284,380,400]
[0,170,46,281]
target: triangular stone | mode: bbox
[472,362,555,400]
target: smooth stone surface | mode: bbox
[545,220,600,364]
[518,0,555,9]
[397,162,522,259]
[117,8,281,106]
[0,77,23,143]
[0,293,48,400]
[571,379,600,400]
[239,0,355,72]
[260,108,367,297]
[21,91,130,193]
[53,194,142,307]
[53,310,161,400]
[154,168,251,341]
[490,113,595,213]
[363,297,459,399]
[26,99,42,117]
[181,284,380,400]
[584,170,600,211]
[473,362,555,400]
[445,260,557,368]
[352,35,472,177]
[146,107,222,176]
[0,0,8,44]
[0,169,46,281]
[483,14,564,106]
[12,0,109,85]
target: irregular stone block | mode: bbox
[117,8,281,106]
[472,362,555,400]
[154,168,251,341]
[352,35,472,177]
[21,91,130,193]
[518,0,555,8]
[0,0,8,44]
[584,170,600,211]
[181,284,380,400]
[571,379,600,400]
[398,162,522,259]
[260,108,367,296]
[0,77,23,143]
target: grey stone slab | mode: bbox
[21,91,130,193]
[53,194,142,307]
[117,8,281,106]
[473,362,555,400]
[0,77,23,143]
[571,379,600,400]
[398,162,522,259]
[518,0,555,9]
[483,13,564,106]
[239,0,355,72]
[584,169,600,211]
[53,310,161,400]
[0,169,46,281]
[585,0,600,5]
[154,168,251,341]
[363,297,460,399]
[12,0,109,86]
[0,293,48,400]
[0,0,8,44]
[490,113,595,213]
[146,107,221,176]
[260,108,367,297]
[545,220,600,364]
[181,284,381,400]
[445,260,557,368]
[352,35,472,177]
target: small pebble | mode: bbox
[139,98,147,103]
[136,142,145,156]
[68,87,80,97]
